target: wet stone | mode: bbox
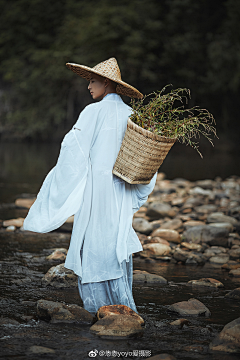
[188,278,224,288]
[28,345,55,354]
[228,248,240,260]
[159,218,183,230]
[209,254,230,264]
[132,218,153,235]
[225,288,240,300]
[142,243,171,256]
[41,263,78,288]
[133,270,167,284]
[209,222,234,232]
[168,298,211,317]
[146,203,173,220]
[37,299,94,324]
[182,225,229,247]
[46,248,68,261]
[169,318,190,328]
[207,212,238,225]
[151,228,181,243]
[229,268,240,277]
[209,317,240,353]
[96,305,144,325]
[222,261,240,270]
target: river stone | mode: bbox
[229,268,240,277]
[173,248,189,262]
[15,198,36,209]
[181,242,202,251]
[148,354,177,360]
[146,203,173,220]
[209,317,240,353]
[132,218,153,235]
[151,229,181,243]
[46,248,68,261]
[28,346,55,354]
[189,187,214,197]
[195,204,218,214]
[222,261,240,270]
[207,212,238,225]
[188,278,224,288]
[182,225,229,247]
[209,254,230,264]
[3,218,25,228]
[196,179,215,189]
[225,288,240,300]
[96,305,144,325]
[169,318,190,328]
[89,314,143,338]
[41,263,78,287]
[133,270,167,284]
[228,248,240,260]
[209,222,234,232]
[143,243,171,256]
[160,219,183,230]
[145,237,170,246]
[6,225,16,232]
[168,298,211,317]
[37,299,94,324]
[183,220,206,229]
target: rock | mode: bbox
[160,219,183,230]
[148,354,177,360]
[46,248,68,261]
[151,229,181,243]
[189,187,214,197]
[229,268,240,277]
[207,212,238,225]
[28,346,55,354]
[222,261,240,270]
[41,263,78,288]
[195,204,218,214]
[168,298,211,317]
[209,222,234,232]
[96,305,144,325]
[182,225,229,247]
[132,218,153,235]
[89,314,143,338]
[188,278,224,288]
[181,242,202,251]
[145,237,170,246]
[196,179,215,189]
[225,288,240,300]
[65,215,74,223]
[3,218,24,228]
[173,248,189,262]
[146,203,173,220]
[6,225,16,232]
[15,198,36,209]
[209,255,230,264]
[228,248,240,260]
[183,220,206,229]
[133,270,167,284]
[0,317,20,326]
[209,317,240,353]
[143,243,171,256]
[169,318,190,328]
[37,299,93,324]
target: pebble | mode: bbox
[151,228,181,243]
[188,278,224,288]
[133,218,153,235]
[3,218,24,228]
[209,317,240,353]
[209,254,230,264]
[146,203,174,220]
[207,212,238,225]
[225,288,240,300]
[229,268,240,277]
[133,270,167,284]
[5,225,16,232]
[142,243,171,256]
[46,248,68,261]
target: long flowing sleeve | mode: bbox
[23,103,100,233]
[131,172,158,213]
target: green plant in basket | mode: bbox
[130,85,217,158]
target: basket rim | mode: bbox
[127,118,177,143]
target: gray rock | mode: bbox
[182,225,229,247]
[195,204,217,214]
[173,248,189,262]
[229,268,240,277]
[41,263,78,288]
[209,254,230,264]
[146,203,173,220]
[228,248,240,260]
[160,218,183,230]
[133,270,167,284]
[209,222,234,232]
[195,179,215,189]
[209,317,240,353]
[169,298,211,317]
[37,299,94,324]
[207,212,238,225]
[132,218,153,235]
[225,288,240,300]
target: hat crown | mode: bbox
[93,57,122,81]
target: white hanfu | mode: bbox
[23,93,157,314]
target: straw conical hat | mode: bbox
[66,57,143,99]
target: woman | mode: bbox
[23,58,157,315]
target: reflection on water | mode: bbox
[0,139,239,203]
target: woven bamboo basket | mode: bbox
[113,119,176,184]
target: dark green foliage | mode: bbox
[0,0,238,140]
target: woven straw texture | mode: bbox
[66,58,143,99]
[113,119,176,184]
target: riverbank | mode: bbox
[0,173,240,359]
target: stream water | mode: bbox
[0,141,240,359]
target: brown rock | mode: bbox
[209,317,240,353]
[169,318,190,328]
[160,218,183,230]
[28,346,55,354]
[188,278,224,288]
[144,237,170,246]
[183,220,205,228]
[46,248,68,261]
[151,229,181,243]
[15,198,36,209]
[89,314,143,338]
[229,248,240,260]
[181,242,202,251]
[229,268,240,277]
[222,262,240,271]
[225,288,240,300]
[96,305,144,325]
[3,217,25,228]
[169,298,211,317]
[133,271,167,284]
[143,243,171,256]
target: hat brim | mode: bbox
[66,63,143,99]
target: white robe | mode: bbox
[23,93,157,284]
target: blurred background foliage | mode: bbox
[0,0,239,141]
